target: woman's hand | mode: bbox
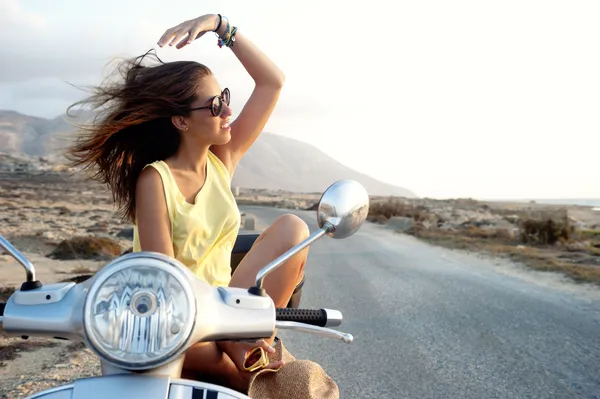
[217,339,285,393]
[157,14,219,49]
[218,339,285,373]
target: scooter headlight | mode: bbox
[83,252,196,370]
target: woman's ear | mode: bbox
[171,115,189,131]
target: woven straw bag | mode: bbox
[246,338,339,399]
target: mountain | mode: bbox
[0,110,416,197]
[232,133,415,196]
[0,110,76,158]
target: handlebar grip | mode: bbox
[276,308,328,327]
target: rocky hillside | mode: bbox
[0,111,74,159]
[0,110,415,197]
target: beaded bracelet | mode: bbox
[221,26,237,48]
[216,16,238,48]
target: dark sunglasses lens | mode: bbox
[223,88,230,105]
[211,96,221,116]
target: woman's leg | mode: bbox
[181,342,240,388]
[229,213,310,343]
[230,214,309,302]
[181,213,309,389]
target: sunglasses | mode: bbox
[188,88,230,117]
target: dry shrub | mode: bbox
[461,226,515,241]
[50,236,122,260]
[0,286,16,302]
[368,198,430,222]
[519,217,574,245]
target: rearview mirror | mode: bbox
[250,180,369,294]
[317,179,370,239]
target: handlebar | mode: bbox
[0,245,354,373]
[1,277,353,347]
[275,308,342,328]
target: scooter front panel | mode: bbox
[25,384,73,399]
[26,376,250,399]
[169,379,251,399]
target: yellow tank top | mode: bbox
[132,150,240,287]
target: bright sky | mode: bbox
[1,0,599,200]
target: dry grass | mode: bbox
[0,338,60,368]
[368,197,600,286]
[411,228,600,285]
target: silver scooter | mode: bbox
[0,179,369,399]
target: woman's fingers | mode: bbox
[176,30,207,49]
[256,339,276,354]
[169,26,192,47]
[253,340,282,370]
[157,28,176,47]
[158,17,215,49]
[158,15,219,49]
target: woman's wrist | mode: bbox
[211,14,221,32]
[215,15,230,37]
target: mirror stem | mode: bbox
[0,235,41,291]
[249,223,334,296]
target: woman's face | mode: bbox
[183,74,233,145]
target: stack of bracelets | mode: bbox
[214,14,238,48]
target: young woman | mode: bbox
[66,13,310,393]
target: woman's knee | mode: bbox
[272,214,310,247]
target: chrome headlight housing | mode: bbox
[83,252,196,370]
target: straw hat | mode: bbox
[247,338,339,399]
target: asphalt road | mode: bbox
[240,205,600,399]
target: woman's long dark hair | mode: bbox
[65,49,212,223]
